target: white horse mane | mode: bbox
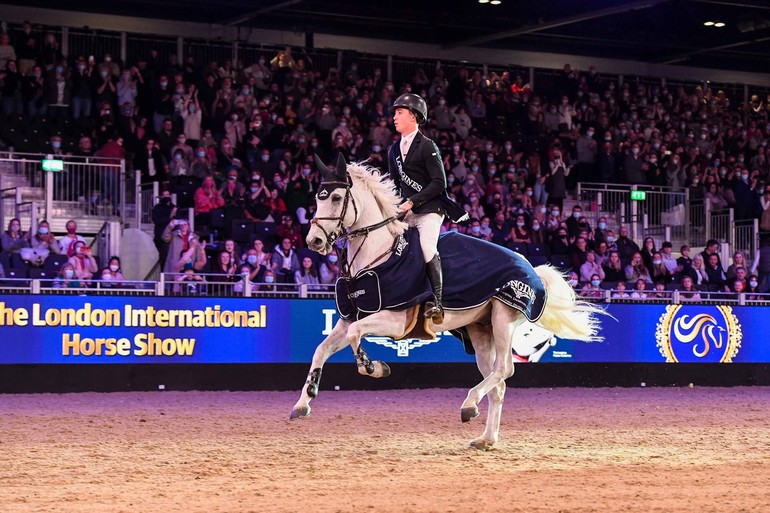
[346,161,408,237]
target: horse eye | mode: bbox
[331,194,342,202]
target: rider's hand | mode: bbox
[399,200,414,213]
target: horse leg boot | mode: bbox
[424,253,444,324]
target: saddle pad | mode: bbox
[438,232,547,322]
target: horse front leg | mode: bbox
[290,320,350,419]
[346,310,411,379]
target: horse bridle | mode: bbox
[310,177,359,247]
[311,175,404,278]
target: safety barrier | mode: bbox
[0,152,127,227]
[159,273,335,298]
[576,183,690,244]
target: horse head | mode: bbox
[306,154,358,254]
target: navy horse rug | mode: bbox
[335,230,547,323]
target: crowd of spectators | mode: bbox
[3,20,770,296]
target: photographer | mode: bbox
[161,218,207,274]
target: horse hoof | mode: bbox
[290,405,311,420]
[469,439,494,451]
[378,361,391,378]
[460,406,479,423]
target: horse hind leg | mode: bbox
[462,324,506,451]
[461,303,521,432]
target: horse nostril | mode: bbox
[312,237,323,248]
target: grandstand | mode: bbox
[1,13,770,305]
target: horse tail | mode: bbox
[534,264,609,343]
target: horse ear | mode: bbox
[335,153,347,180]
[313,153,330,180]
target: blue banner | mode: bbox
[0,296,762,364]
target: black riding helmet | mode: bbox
[392,93,428,125]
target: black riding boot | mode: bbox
[425,253,444,324]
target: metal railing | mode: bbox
[576,182,689,244]
[159,273,335,298]
[0,152,128,226]
[735,219,760,270]
[2,276,766,305]
[136,178,160,230]
[580,287,770,305]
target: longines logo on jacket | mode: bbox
[395,156,422,192]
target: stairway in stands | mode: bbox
[0,160,116,236]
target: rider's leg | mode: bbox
[411,212,444,324]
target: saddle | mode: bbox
[396,303,475,355]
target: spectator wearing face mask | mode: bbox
[53,263,84,289]
[746,274,762,300]
[549,228,570,257]
[1,218,30,255]
[509,214,531,244]
[22,220,59,266]
[100,257,125,287]
[580,273,603,299]
[464,192,485,220]
[566,271,580,291]
[43,61,72,124]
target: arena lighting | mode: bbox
[703,21,714,26]
[490,0,501,4]
[714,22,725,27]
[478,0,490,3]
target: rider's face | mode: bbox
[393,108,416,135]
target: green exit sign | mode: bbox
[42,159,64,172]
[630,190,646,201]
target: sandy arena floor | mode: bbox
[1,387,769,513]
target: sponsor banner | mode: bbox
[0,296,762,364]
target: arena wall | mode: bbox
[1,295,768,392]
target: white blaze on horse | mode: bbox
[291,155,607,450]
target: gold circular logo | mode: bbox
[656,305,742,363]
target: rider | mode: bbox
[388,93,466,324]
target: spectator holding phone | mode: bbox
[161,218,206,274]
[67,241,98,282]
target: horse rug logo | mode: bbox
[317,189,329,199]
[503,280,536,303]
[348,289,365,300]
[656,305,742,363]
[365,335,442,357]
[394,235,408,256]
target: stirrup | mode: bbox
[424,301,444,324]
